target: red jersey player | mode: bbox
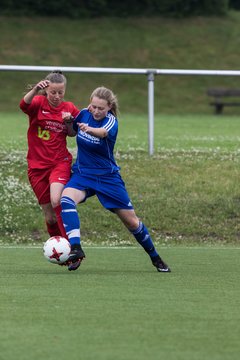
[19,70,79,239]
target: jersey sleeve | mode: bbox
[19,98,36,115]
[69,103,80,118]
[19,96,42,116]
[103,113,118,139]
[72,109,87,131]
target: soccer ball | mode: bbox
[43,236,71,265]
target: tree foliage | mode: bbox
[229,0,240,9]
[0,0,231,17]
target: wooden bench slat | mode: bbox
[207,88,240,114]
[207,88,240,97]
[210,102,240,106]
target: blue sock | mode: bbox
[61,196,81,246]
[131,222,158,258]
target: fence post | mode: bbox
[147,70,156,155]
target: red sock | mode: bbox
[46,221,62,237]
[54,205,68,239]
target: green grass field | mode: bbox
[0,112,240,359]
[0,246,239,360]
[0,112,240,245]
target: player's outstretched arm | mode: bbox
[78,123,108,138]
[23,80,50,104]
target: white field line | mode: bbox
[0,245,240,250]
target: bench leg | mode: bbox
[215,104,223,114]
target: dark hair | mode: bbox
[26,70,67,95]
[45,70,67,86]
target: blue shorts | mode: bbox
[65,171,134,211]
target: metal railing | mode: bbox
[1,65,240,154]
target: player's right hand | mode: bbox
[35,80,50,91]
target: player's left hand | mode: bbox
[62,112,74,124]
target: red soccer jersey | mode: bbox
[20,95,79,169]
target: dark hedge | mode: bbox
[0,0,230,18]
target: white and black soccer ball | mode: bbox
[43,236,71,265]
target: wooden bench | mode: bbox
[207,88,240,114]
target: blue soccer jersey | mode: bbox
[72,109,120,175]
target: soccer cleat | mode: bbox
[151,255,171,273]
[67,244,85,271]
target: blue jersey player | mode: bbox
[61,86,171,272]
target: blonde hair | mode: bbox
[90,86,119,117]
